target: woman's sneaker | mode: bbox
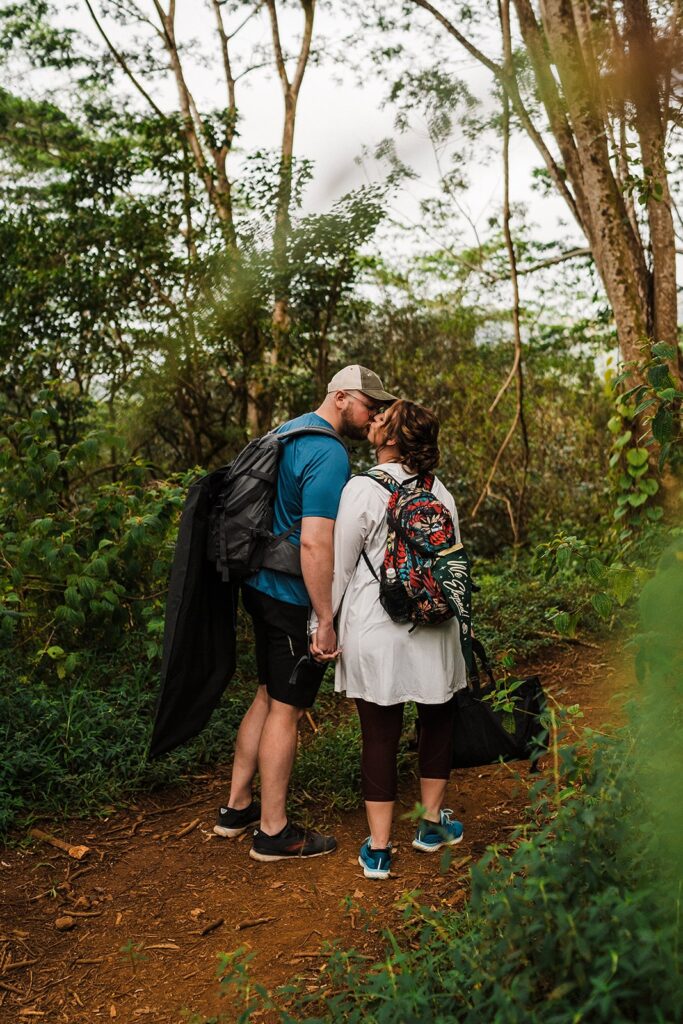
[358,838,392,880]
[412,809,464,852]
[249,821,337,862]
[213,800,261,838]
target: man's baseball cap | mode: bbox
[327,365,398,403]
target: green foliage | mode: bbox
[607,343,682,541]
[291,711,363,816]
[0,645,253,840]
[204,725,682,1024]
[472,545,605,656]
[0,389,187,667]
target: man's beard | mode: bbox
[338,407,370,442]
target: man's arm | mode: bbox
[300,516,339,660]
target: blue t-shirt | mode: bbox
[245,413,350,606]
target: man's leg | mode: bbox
[257,698,304,836]
[228,684,269,810]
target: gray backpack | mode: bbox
[206,426,348,582]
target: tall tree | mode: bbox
[397,0,681,387]
[82,0,318,431]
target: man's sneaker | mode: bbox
[358,837,392,880]
[412,808,464,852]
[249,821,337,862]
[213,800,261,838]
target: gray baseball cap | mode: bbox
[327,364,398,403]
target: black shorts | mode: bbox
[241,585,326,708]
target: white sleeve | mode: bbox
[309,477,372,634]
[330,477,372,616]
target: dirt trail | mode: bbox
[0,643,626,1024]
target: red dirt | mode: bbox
[0,643,627,1024]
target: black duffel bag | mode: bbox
[452,639,547,769]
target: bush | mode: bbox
[0,641,256,841]
[0,392,189,674]
[204,726,681,1024]
[197,537,683,1024]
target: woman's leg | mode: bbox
[355,698,404,848]
[416,697,456,821]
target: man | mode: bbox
[214,365,397,861]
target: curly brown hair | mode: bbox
[381,399,440,475]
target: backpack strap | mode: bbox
[362,468,407,493]
[361,549,380,582]
[277,425,349,454]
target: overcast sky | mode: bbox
[60,0,579,262]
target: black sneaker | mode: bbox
[213,800,261,838]
[249,821,337,862]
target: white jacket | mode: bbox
[329,462,467,706]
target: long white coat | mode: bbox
[328,462,467,706]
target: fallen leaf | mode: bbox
[115,912,122,926]
[55,916,76,931]
[353,889,364,899]
[110,1004,117,1018]
[189,908,204,919]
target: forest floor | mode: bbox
[1,640,629,1024]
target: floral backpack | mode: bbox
[361,468,457,628]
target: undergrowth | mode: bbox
[190,534,683,1024]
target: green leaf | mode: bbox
[626,448,649,467]
[556,546,571,570]
[646,505,664,521]
[651,406,674,445]
[638,477,659,496]
[650,342,677,360]
[655,388,676,402]
[46,645,65,660]
[607,416,622,435]
[609,451,621,468]
[647,364,673,390]
[608,568,635,607]
[64,653,79,674]
[613,430,632,450]
[627,491,648,507]
[585,558,606,583]
[553,612,576,638]
[591,592,613,619]
[627,462,648,478]
[633,397,657,416]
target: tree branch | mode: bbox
[291,0,315,100]
[264,0,290,91]
[516,246,592,275]
[82,0,166,118]
[409,0,582,227]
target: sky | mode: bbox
[61,0,581,262]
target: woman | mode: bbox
[330,399,467,880]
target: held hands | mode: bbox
[309,619,341,663]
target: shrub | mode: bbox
[0,640,257,840]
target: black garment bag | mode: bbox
[452,639,547,769]
[150,469,238,757]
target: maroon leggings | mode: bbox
[355,697,456,802]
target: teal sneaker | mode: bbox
[358,837,392,880]
[412,809,464,852]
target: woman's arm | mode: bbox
[331,477,373,615]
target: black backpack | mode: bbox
[206,425,348,582]
[150,423,347,757]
